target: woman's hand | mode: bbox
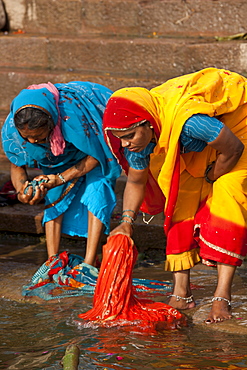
[33,174,60,190]
[18,177,49,205]
[17,180,34,204]
[109,222,134,238]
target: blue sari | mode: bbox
[1,82,121,236]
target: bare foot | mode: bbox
[167,295,196,310]
[205,299,232,324]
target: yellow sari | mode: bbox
[104,68,247,270]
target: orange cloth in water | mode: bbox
[78,234,186,331]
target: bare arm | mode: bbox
[45,155,99,187]
[35,155,99,190]
[10,163,32,204]
[11,163,28,193]
[206,125,244,181]
[110,166,149,237]
[11,156,99,205]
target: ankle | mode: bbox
[169,294,194,303]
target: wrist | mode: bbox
[205,162,216,184]
[57,173,66,185]
[119,209,138,228]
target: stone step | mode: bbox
[0,0,245,251]
[3,0,247,38]
[0,154,165,250]
[0,66,162,111]
[1,34,247,110]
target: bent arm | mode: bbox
[207,125,244,181]
[38,155,100,190]
[57,155,99,183]
[13,156,100,205]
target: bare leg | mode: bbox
[167,269,196,310]
[84,211,103,266]
[205,263,235,324]
[45,214,64,258]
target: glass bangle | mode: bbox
[119,219,134,227]
[57,173,66,183]
[122,209,137,219]
[121,214,135,222]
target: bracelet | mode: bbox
[119,219,134,227]
[121,214,135,222]
[122,209,137,219]
[204,162,215,184]
[57,173,66,183]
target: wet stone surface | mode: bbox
[0,232,247,335]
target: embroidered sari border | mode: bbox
[44,178,78,209]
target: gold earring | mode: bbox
[35,140,38,143]
[149,125,153,129]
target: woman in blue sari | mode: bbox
[1,81,121,266]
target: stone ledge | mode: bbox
[1,37,247,110]
[0,159,166,251]
[0,203,165,251]
[3,0,247,38]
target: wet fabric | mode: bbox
[2,82,121,236]
[22,250,173,301]
[78,235,186,331]
[103,68,247,269]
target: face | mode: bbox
[111,123,153,152]
[18,125,51,144]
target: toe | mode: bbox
[205,318,214,324]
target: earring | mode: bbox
[149,125,153,129]
[35,140,38,143]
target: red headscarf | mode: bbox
[103,88,166,215]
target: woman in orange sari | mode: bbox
[103,68,247,324]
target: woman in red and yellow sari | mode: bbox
[103,68,247,324]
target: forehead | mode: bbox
[18,125,49,136]
[111,127,137,138]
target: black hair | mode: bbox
[14,107,54,131]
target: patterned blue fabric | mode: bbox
[125,114,223,168]
[1,82,122,236]
[22,251,173,300]
[124,142,156,170]
[180,114,223,153]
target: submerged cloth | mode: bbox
[78,234,185,331]
[103,68,247,269]
[22,250,173,300]
[1,82,121,236]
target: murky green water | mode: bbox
[0,239,247,370]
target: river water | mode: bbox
[0,237,247,370]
